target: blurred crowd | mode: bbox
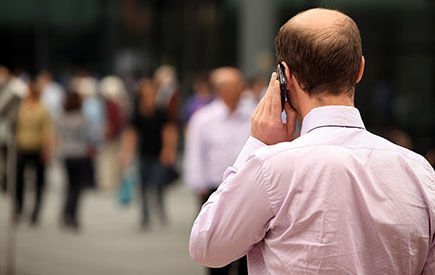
[0,63,434,235]
[1,63,434,275]
[0,64,267,233]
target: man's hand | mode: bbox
[119,127,137,169]
[160,122,178,166]
[159,147,176,167]
[251,72,298,145]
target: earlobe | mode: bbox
[356,56,365,84]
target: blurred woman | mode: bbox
[74,76,104,189]
[98,76,129,190]
[56,90,89,230]
[120,78,178,229]
[15,81,53,225]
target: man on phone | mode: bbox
[189,8,435,274]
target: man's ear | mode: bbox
[356,56,365,84]
[279,61,301,112]
[280,61,300,92]
[280,61,291,82]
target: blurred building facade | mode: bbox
[0,0,434,152]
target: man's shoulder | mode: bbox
[250,134,327,164]
[366,131,433,172]
[189,101,222,124]
[252,130,433,175]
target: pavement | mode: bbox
[0,162,204,275]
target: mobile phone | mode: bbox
[276,63,288,110]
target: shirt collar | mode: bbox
[300,105,365,136]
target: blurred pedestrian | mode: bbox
[245,74,267,103]
[75,76,105,189]
[36,70,65,121]
[388,128,414,150]
[0,66,28,192]
[99,76,129,190]
[239,74,267,114]
[56,90,89,231]
[154,65,181,194]
[182,73,214,126]
[15,81,54,225]
[154,65,181,123]
[184,67,251,275]
[120,78,178,230]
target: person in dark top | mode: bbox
[56,90,90,231]
[120,78,178,229]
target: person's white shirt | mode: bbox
[41,81,64,120]
[184,99,254,192]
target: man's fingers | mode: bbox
[251,73,276,138]
[252,71,296,144]
[263,71,283,118]
[253,91,266,119]
[263,72,278,102]
[268,72,277,89]
[262,72,277,113]
[270,79,283,119]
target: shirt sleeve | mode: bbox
[183,114,207,192]
[227,136,266,176]
[189,139,273,268]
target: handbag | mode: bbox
[117,167,136,206]
[163,165,180,187]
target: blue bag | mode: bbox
[117,168,136,206]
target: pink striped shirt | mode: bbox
[190,106,435,274]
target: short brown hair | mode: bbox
[275,10,362,95]
[64,90,82,112]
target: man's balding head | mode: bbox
[211,67,244,91]
[210,67,245,111]
[275,8,362,95]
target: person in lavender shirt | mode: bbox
[184,67,253,275]
[189,8,435,274]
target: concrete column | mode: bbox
[238,0,276,77]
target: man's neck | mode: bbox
[220,98,238,114]
[300,92,354,119]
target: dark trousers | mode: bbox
[0,145,7,192]
[139,157,167,226]
[208,256,248,275]
[63,157,87,225]
[15,150,45,223]
[200,188,248,275]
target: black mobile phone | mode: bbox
[276,63,288,110]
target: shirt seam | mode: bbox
[256,158,278,216]
[261,142,431,171]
